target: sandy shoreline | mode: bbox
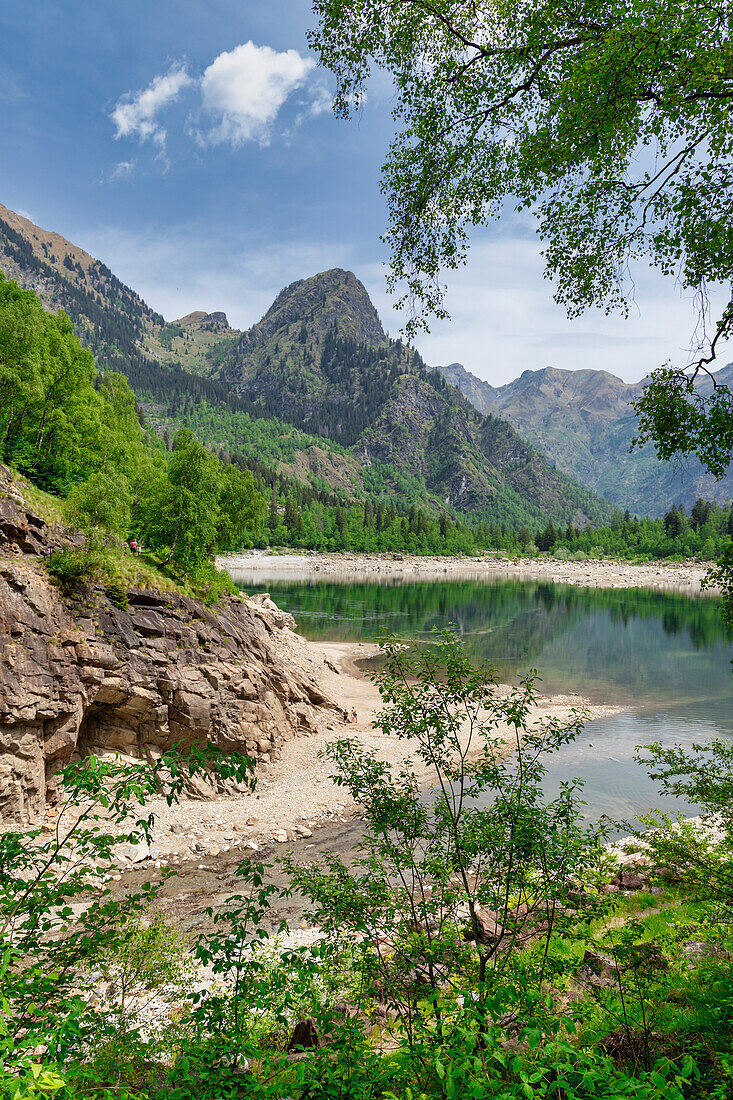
[219,550,719,597]
[130,632,624,868]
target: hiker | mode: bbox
[342,709,349,725]
[351,707,358,724]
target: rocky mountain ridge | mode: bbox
[238,269,386,355]
[438,362,733,515]
[218,268,611,525]
[0,202,610,524]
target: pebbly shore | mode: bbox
[219,550,719,596]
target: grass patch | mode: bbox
[101,550,183,594]
[45,543,237,605]
[14,476,65,525]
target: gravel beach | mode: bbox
[220,550,718,596]
[115,629,623,870]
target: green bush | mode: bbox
[105,581,129,610]
[183,559,238,604]
[46,548,97,588]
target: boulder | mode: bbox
[581,948,618,981]
[288,1003,363,1052]
[682,941,730,963]
[464,908,504,945]
[118,842,151,864]
[288,1019,321,1051]
[611,867,648,891]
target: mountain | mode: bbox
[218,269,612,525]
[438,362,499,415]
[0,202,161,376]
[0,201,612,527]
[145,310,241,377]
[0,202,249,412]
[438,362,733,515]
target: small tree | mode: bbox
[634,738,733,912]
[289,629,605,1046]
[64,465,132,539]
[142,430,223,569]
[212,464,266,552]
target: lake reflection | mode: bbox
[232,575,733,821]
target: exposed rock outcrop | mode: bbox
[236,269,386,355]
[0,562,335,824]
[0,465,68,556]
[0,468,336,825]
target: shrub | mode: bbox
[0,747,252,1084]
[105,581,129,610]
[46,548,96,588]
[184,559,238,604]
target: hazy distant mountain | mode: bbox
[438,361,733,515]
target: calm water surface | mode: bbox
[233,575,733,822]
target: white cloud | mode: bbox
[111,44,331,156]
[306,81,334,118]
[108,160,137,181]
[199,42,315,146]
[111,65,192,149]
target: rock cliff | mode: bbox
[0,473,335,825]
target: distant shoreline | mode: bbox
[219,550,719,597]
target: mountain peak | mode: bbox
[176,310,234,332]
[437,362,498,415]
[242,267,386,352]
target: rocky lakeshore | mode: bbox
[0,556,343,825]
[221,549,719,596]
[111,636,622,874]
[0,463,625,849]
[0,469,339,824]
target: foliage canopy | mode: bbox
[309,0,733,617]
[309,0,733,348]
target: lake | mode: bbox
[232,574,733,824]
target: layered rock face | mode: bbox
[0,563,333,824]
[0,471,334,824]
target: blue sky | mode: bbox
[1,0,728,384]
